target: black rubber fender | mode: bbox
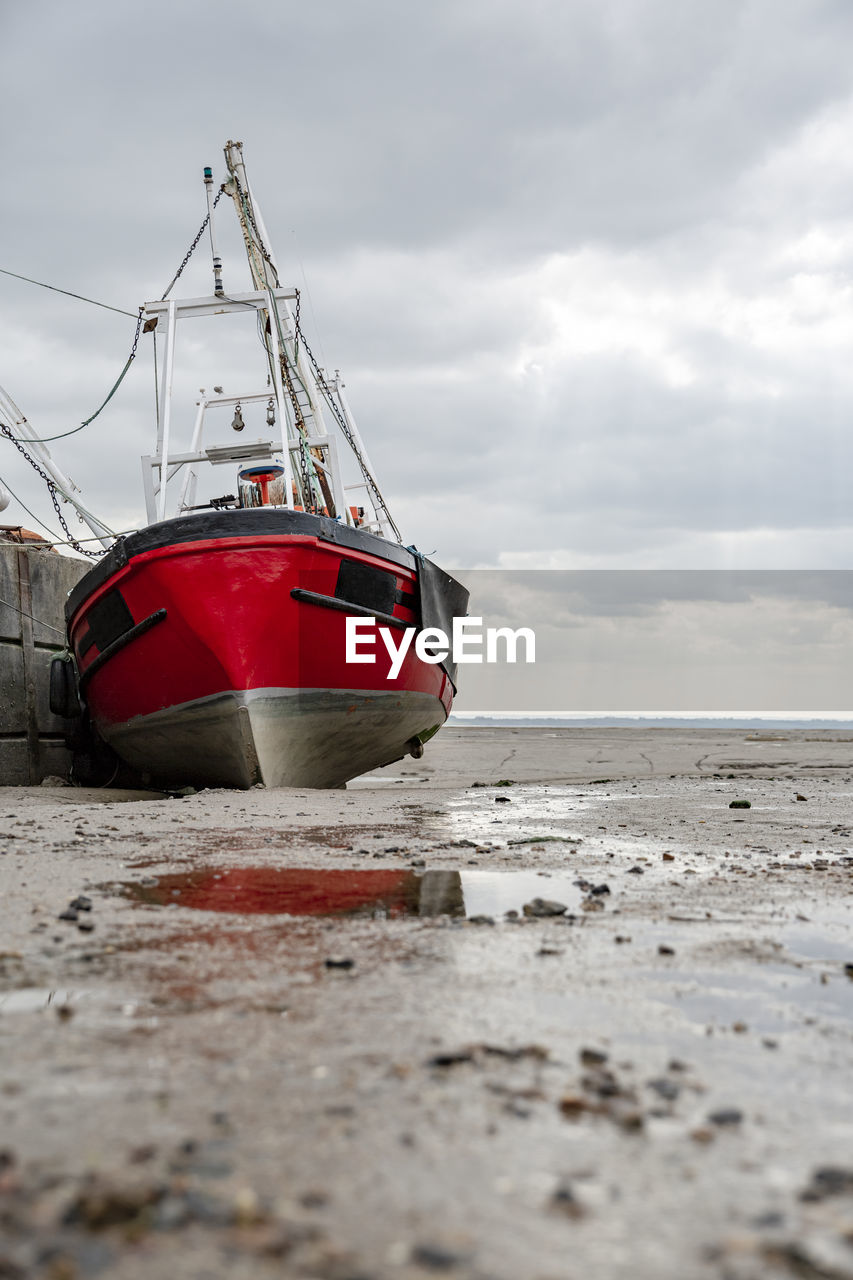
[49,653,81,719]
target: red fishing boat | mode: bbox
[51,141,467,788]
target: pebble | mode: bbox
[752,1210,785,1228]
[411,1242,470,1270]
[57,908,78,922]
[324,957,355,970]
[559,1093,598,1118]
[299,1188,330,1209]
[63,1182,160,1229]
[729,800,751,809]
[708,1107,743,1127]
[522,898,568,917]
[128,1144,158,1164]
[647,1077,679,1101]
[550,1181,586,1219]
[579,1047,608,1066]
[428,1050,474,1068]
[581,1067,623,1098]
[70,895,92,911]
[658,945,675,956]
[800,1166,853,1200]
[152,1193,192,1231]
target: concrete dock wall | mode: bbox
[0,544,89,784]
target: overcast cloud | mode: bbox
[453,571,853,711]
[3,0,853,569]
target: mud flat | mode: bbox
[1,726,853,1279]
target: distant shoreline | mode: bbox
[449,712,853,729]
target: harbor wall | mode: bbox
[0,543,89,784]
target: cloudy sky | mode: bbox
[453,570,853,711]
[4,0,853,571]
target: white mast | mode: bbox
[141,142,401,539]
[0,384,114,549]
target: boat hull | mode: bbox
[65,510,468,789]
[102,686,444,789]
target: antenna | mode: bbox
[203,167,224,297]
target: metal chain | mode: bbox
[291,308,401,539]
[0,424,101,558]
[224,174,318,510]
[276,348,315,512]
[160,188,224,300]
[286,290,314,508]
[227,172,388,527]
[129,306,144,356]
[229,174,278,278]
[292,288,301,363]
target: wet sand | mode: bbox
[2,727,853,1279]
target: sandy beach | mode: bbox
[2,726,853,1279]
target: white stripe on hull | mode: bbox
[99,687,444,789]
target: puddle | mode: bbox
[780,922,853,967]
[437,785,590,847]
[0,988,89,1015]
[112,867,586,920]
[647,963,853,1033]
[625,911,853,1036]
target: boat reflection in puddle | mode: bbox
[116,867,585,920]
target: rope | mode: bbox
[40,530,135,549]
[0,188,228,530]
[4,190,224,452]
[0,469,67,544]
[0,593,65,637]
[292,308,402,541]
[0,434,111,557]
[0,266,138,317]
[10,310,144,443]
